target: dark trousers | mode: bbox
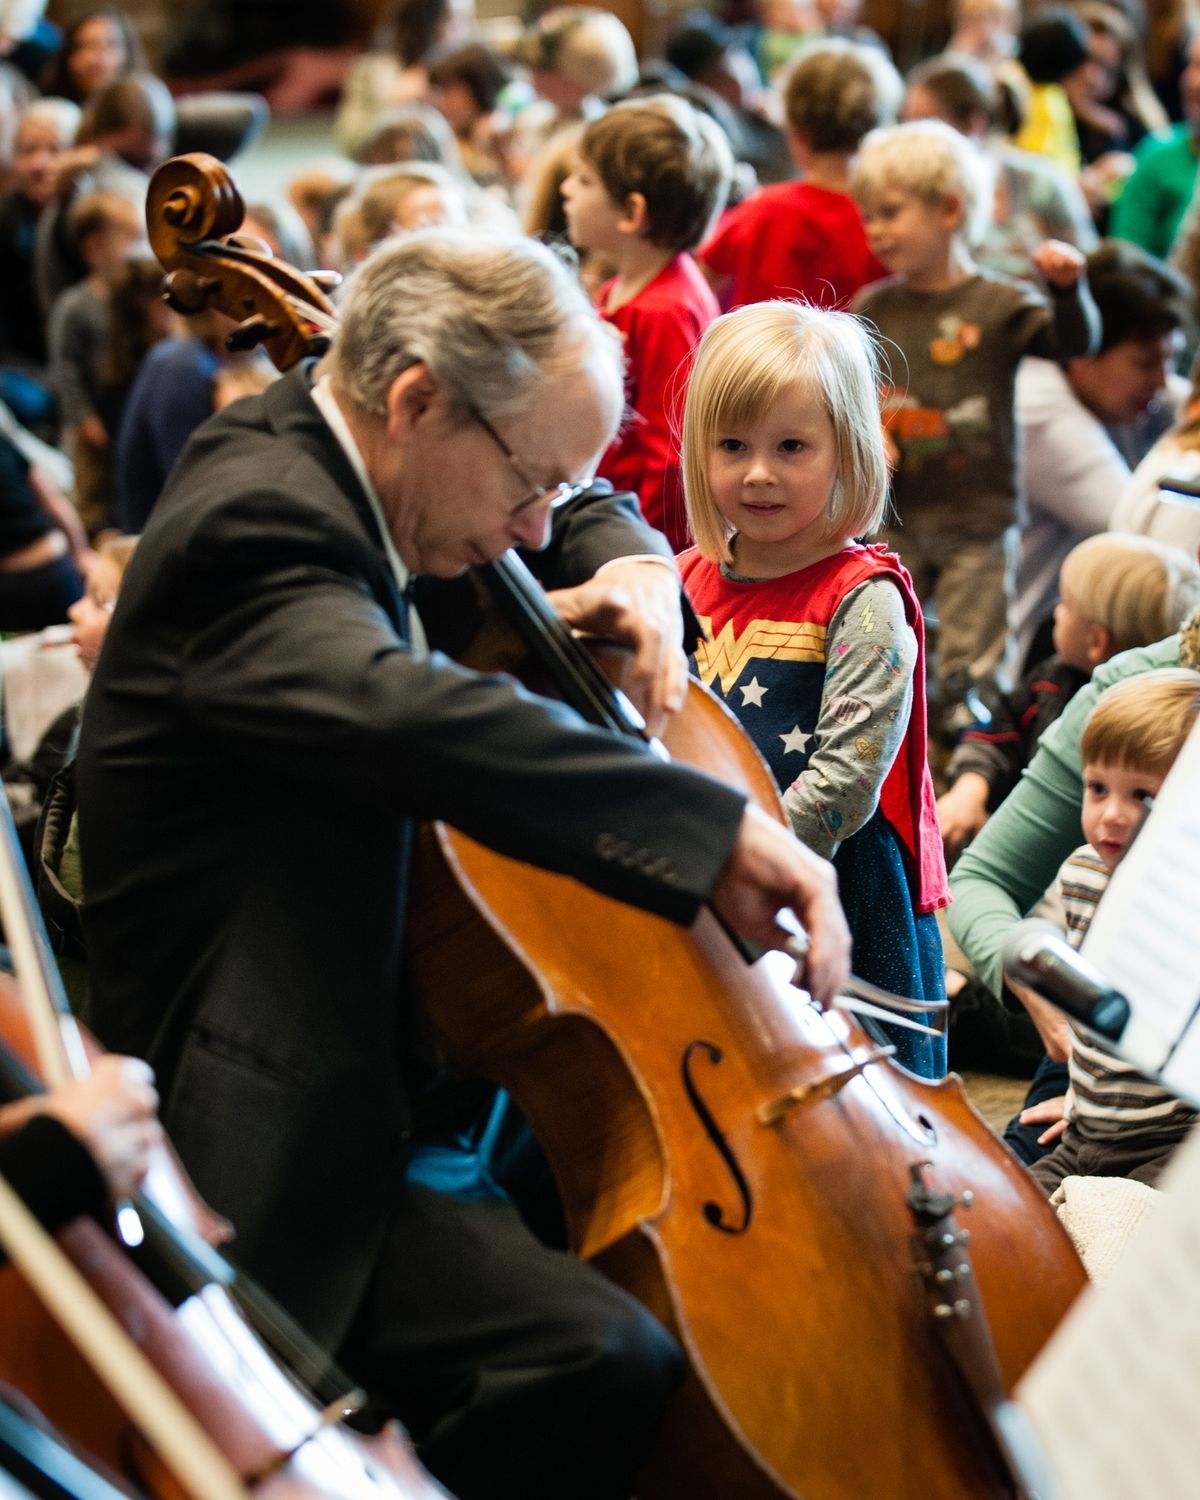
[1003,1055,1070,1165]
[0,555,84,633]
[1026,1122,1191,1198]
[337,1180,684,1500]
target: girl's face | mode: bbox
[69,15,128,97]
[705,384,841,573]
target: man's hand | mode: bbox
[548,560,687,738]
[1031,239,1086,291]
[710,804,851,1006]
[31,1056,162,1201]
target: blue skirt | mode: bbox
[833,814,947,1080]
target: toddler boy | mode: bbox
[1015,668,1200,1197]
[561,95,732,550]
[699,39,900,310]
[850,119,1099,737]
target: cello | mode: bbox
[0,777,451,1497]
[144,153,1086,1500]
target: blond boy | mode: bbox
[939,532,1200,851]
[850,119,1099,739]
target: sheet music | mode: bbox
[1079,717,1200,1079]
[1016,1126,1200,1500]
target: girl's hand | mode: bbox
[1031,240,1086,291]
[1018,1094,1069,1146]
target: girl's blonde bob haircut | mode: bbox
[681,301,889,565]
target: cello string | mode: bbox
[0,1174,249,1500]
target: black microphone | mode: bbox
[1001,919,1131,1042]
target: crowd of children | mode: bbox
[3,0,1200,1275]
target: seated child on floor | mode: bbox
[938,532,1200,854]
[678,301,949,1077]
[1015,668,1200,1197]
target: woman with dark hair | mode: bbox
[1111,29,1200,256]
[1065,0,1170,224]
[1012,5,1093,172]
[426,40,514,187]
[40,7,143,105]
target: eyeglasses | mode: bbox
[470,405,592,515]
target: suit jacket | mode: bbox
[76,364,745,1350]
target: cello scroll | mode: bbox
[146,154,338,372]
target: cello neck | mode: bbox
[0,794,87,1089]
[475,551,656,743]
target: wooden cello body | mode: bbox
[411,668,1086,1500]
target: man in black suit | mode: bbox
[77,229,849,1499]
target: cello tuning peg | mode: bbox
[225,314,278,353]
[162,268,221,314]
[308,270,342,291]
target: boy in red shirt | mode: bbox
[561,95,732,550]
[699,39,900,310]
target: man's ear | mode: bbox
[618,190,648,236]
[385,363,440,441]
[1087,621,1114,667]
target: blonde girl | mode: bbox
[679,301,949,1076]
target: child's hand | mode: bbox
[78,415,107,449]
[1007,978,1073,1062]
[937,772,989,854]
[28,1056,162,1200]
[1018,1094,1069,1147]
[1031,240,1086,291]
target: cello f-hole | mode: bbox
[680,1041,753,1236]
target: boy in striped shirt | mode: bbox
[1024,668,1200,1196]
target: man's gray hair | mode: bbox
[332,228,622,423]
